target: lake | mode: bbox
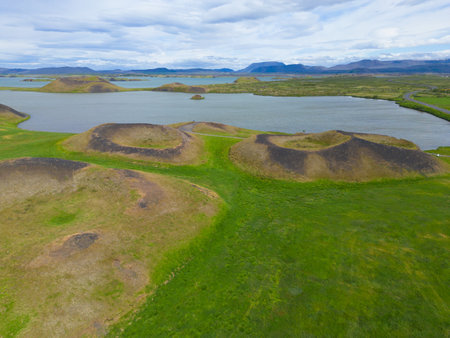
[0,76,279,89]
[0,90,448,150]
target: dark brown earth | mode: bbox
[50,233,99,258]
[121,169,164,208]
[231,130,446,181]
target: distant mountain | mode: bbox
[0,67,97,75]
[328,59,450,73]
[237,62,326,74]
[238,59,450,74]
[238,62,285,73]
[0,60,448,75]
[130,67,234,74]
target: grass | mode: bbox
[0,117,448,336]
[413,95,450,110]
[108,137,450,336]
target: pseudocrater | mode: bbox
[63,123,204,164]
[0,103,28,124]
[230,130,447,181]
[0,157,220,336]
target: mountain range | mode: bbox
[0,59,449,75]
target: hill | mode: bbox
[39,76,123,93]
[63,123,204,164]
[152,82,206,93]
[0,103,28,124]
[0,157,220,336]
[230,130,447,181]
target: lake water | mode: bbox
[0,91,448,150]
[110,76,279,88]
[0,76,278,89]
[0,77,51,88]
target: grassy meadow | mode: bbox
[413,95,450,110]
[0,114,449,336]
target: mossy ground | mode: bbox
[0,116,449,336]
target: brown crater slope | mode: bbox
[0,103,28,124]
[0,157,220,336]
[39,76,123,93]
[63,123,204,164]
[230,130,447,181]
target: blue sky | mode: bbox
[0,0,449,69]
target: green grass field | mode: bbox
[414,95,450,110]
[0,116,449,336]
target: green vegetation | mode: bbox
[190,94,205,100]
[397,99,450,122]
[413,95,450,110]
[233,76,261,84]
[153,82,206,93]
[204,75,442,99]
[0,115,449,336]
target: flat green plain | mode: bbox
[414,95,450,110]
[0,115,449,336]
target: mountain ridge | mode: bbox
[0,59,449,75]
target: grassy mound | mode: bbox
[230,130,447,181]
[39,76,123,93]
[234,76,261,84]
[0,103,28,125]
[63,123,204,164]
[191,94,205,100]
[153,82,206,93]
[0,157,221,336]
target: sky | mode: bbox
[0,0,449,70]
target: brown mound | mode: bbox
[1,157,221,336]
[63,123,204,164]
[39,76,122,93]
[0,157,89,207]
[153,82,206,93]
[230,130,447,181]
[0,103,28,123]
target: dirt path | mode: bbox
[179,122,245,139]
[403,90,450,116]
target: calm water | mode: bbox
[0,76,278,89]
[0,77,51,88]
[0,91,448,149]
[110,76,279,88]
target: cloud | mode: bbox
[0,0,448,69]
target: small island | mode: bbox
[39,76,123,93]
[190,94,205,100]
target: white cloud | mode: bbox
[0,0,448,69]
